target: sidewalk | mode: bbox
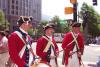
[82,61,96,67]
[58,61,96,67]
[0,52,9,67]
[89,44,100,47]
[59,64,96,67]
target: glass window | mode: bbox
[16,0,18,5]
[16,11,18,15]
[12,0,14,3]
[16,6,18,10]
[2,0,6,8]
[12,5,14,9]
[11,10,14,14]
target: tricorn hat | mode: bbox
[17,16,33,26]
[44,23,55,31]
[71,23,81,27]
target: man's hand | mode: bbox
[69,51,73,56]
[56,50,59,57]
[77,52,82,57]
[68,51,73,58]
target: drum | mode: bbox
[31,62,51,67]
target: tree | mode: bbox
[36,20,48,36]
[40,20,48,27]
[36,16,70,37]
[0,9,5,30]
[51,16,61,33]
[0,9,9,30]
[51,16,70,33]
[0,9,5,22]
[80,3,100,37]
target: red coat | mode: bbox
[36,36,59,65]
[62,32,84,65]
[8,32,31,67]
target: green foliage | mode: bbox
[28,28,42,39]
[80,3,100,37]
[0,9,10,30]
[98,24,100,30]
[28,29,34,37]
[37,16,70,36]
[80,23,83,32]
[40,20,48,26]
[51,16,60,24]
[59,20,70,33]
[33,20,48,37]
[0,9,5,24]
[50,16,70,33]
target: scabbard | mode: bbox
[62,51,66,65]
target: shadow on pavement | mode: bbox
[88,64,96,67]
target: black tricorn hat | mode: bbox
[71,23,81,27]
[44,23,55,31]
[17,16,33,26]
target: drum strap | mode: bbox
[42,36,55,52]
[15,31,35,56]
[13,31,35,67]
[14,31,27,58]
[62,32,79,51]
[71,32,79,51]
[9,31,27,67]
[62,32,79,65]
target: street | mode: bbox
[0,43,100,67]
[56,43,100,67]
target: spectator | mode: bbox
[62,22,84,67]
[4,30,10,39]
[0,31,8,53]
[96,36,100,45]
[36,23,59,67]
[8,16,34,67]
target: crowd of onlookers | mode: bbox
[85,36,100,45]
[0,30,9,53]
[95,36,100,45]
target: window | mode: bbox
[3,0,6,8]
[16,0,18,5]
[12,0,14,3]
[16,6,18,10]
[12,5,14,9]
[11,10,14,14]
[16,11,18,15]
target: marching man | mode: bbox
[36,23,59,67]
[62,22,84,67]
[8,16,34,67]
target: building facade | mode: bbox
[0,0,41,32]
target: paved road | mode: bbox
[31,43,100,67]
[0,52,9,67]
[82,44,100,67]
[0,43,100,67]
[57,43,100,67]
